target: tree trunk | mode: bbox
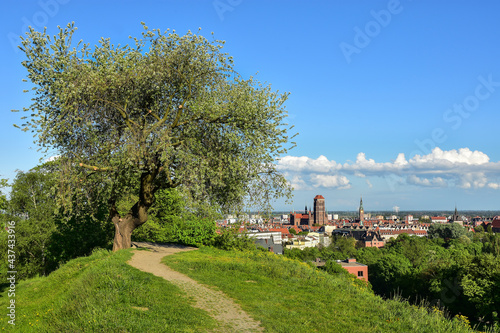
[112,216,137,251]
[111,171,157,251]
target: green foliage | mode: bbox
[132,188,217,246]
[370,253,415,297]
[0,164,58,280]
[428,223,467,240]
[211,229,256,251]
[0,178,8,212]
[48,202,113,269]
[0,163,113,281]
[322,235,357,260]
[323,259,350,276]
[283,246,321,262]
[460,254,500,320]
[356,246,382,265]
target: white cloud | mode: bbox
[410,147,489,166]
[407,175,447,187]
[277,147,500,191]
[310,174,351,189]
[488,183,500,189]
[457,172,488,189]
[288,174,309,191]
[277,155,340,173]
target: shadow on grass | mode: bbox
[0,283,11,298]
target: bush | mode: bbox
[132,188,217,247]
[211,229,256,251]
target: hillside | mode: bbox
[0,245,477,332]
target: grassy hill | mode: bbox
[0,247,479,332]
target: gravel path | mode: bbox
[127,242,264,333]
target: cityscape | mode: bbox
[219,194,500,259]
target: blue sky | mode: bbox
[2,0,500,212]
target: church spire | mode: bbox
[359,196,364,221]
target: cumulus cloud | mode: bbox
[276,147,500,190]
[288,174,309,191]
[310,174,351,189]
[457,172,488,189]
[277,155,340,173]
[410,147,489,166]
[407,175,447,187]
[488,183,500,189]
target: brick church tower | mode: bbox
[313,195,327,226]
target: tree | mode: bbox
[370,253,414,297]
[0,178,7,213]
[428,223,467,240]
[2,163,58,278]
[17,23,294,250]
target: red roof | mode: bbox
[314,195,325,199]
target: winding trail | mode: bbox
[127,242,264,333]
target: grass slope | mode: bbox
[0,249,218,332]
[0,246,478,332]
[163,247,477,333]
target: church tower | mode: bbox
[451,205,461,224]
[359,196,364,222]
[313,195,327,226]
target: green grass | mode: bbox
[162,247,478,333]
[0,249,218,332]
[0,246,481,332]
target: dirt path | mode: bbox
[127,242,264,333]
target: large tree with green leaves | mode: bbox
[16,22,294,250]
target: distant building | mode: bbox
[247,232,283,254]
[339,258,368,282]
[363,232,385,248]
[449,206,462,225]
[492,216,500,233]
[431,216,448,223]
